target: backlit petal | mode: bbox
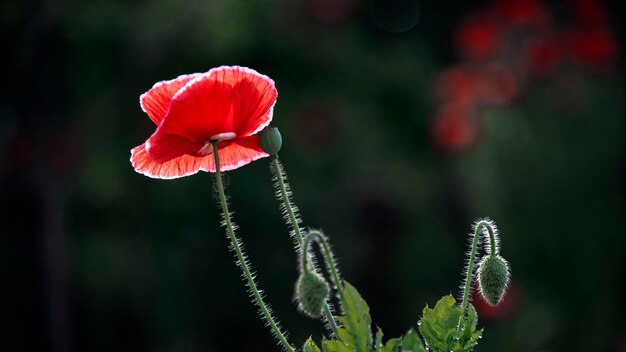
[139,73,201,125]
[154,72,235,144]
[222,66,277,136]
[156,66,276,140]
[212,135,270,172]
[132,66,276,175]
[131,135,268,178]
[145,132,206,164]
[131,143,210,179]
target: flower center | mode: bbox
[197,132,238,156]
[211,132,237,141]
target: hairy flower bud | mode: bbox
[477,255,510,306]
[295,269,330,318]
[259,127,282,155]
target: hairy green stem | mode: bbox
[271,156,340,334]
[460,220,497,313]
[302,230,343,294]
[212,142,295,352]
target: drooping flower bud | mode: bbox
[259,127,282,155]
[295,269,330,318]
[477,255,510,306]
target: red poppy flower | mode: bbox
[130,66,278,179]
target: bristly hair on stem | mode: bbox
[270,157,306,256]
[270,156,341,335]
[459,217,501,312]
[212,143,295,352]
[302,229,343,293]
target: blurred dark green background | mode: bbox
[1,0,624,351]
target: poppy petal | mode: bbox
[213,135,270,172]
[153,71,236,146]
[145,132,206,164]
[130,143,211,179]
[139,73,201,125]
[131,135,268,179]
[228,67,277,136]
[154,66,276,141]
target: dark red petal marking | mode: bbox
[139,73,201,125]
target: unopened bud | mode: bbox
[295,269,329,318]
[477,255,510,306]
[258,127,282,155]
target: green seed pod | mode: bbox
[477,255,510,306]
[258,127,282,155]
[295,269,330,318]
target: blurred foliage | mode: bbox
[1,0,624,351]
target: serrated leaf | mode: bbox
[381,338,401,352]
[322,338,351,352]
[333,282,373,352]
[419,295,468,352]
[304,337,321,352]
[374,328,401,352]
[400,329,426,352]
[375,328,384,350]
[452,304,482,352]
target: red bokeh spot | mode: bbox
[433,67,476,105]
[472,281,521,322]
[567,27,618,67]
[305,0,355,25]
[454,14,501,61]
[571,0,607,25]
[528,35,564,75]
[431,102,478,153]
[473,63,519,105]
[492,0,549,27]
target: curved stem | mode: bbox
[302,230,343,294]
[271,156,340,334]
[212,143,295,352]
[460,220,496,313]
[485,225,496,257]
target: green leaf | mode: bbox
[419,295,462,351]
[400,329,426,352]
[418,295,481,352]
[304,338,322,352]
[375,328,383,350]
[374,328,401,352]
[332,282,373,352]
[322,338,351,352]
[452,304,483,352]
[381,338,401,352]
